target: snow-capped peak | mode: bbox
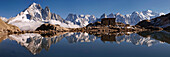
[7,3,80,31]
[65,13,97,27]
[0,16,8,22]
[132,11,139,14]
[26,2,42,11]
[116,13,121,15]
[159,13,165,16]
[32,2,37,5]
[145,10,153,13]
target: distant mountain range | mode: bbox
[100,10,165,25]
[0,3,165,31]
[65,14,98,27]
[65,10,165,27]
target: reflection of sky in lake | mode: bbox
[0,31,170,57]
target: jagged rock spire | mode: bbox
[100,13,107,18]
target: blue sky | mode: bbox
[0,0,170,18]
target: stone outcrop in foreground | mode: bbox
[36,23,69,32]
[0,18,20,33]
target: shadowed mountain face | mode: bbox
[136,13,170,29]
[0,31,168,55]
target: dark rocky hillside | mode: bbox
[136,13,170,30]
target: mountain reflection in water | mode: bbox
[0,31,170,55]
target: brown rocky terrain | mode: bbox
[36,23,69,32]
[85,21,148,33]
[0,18,20,33]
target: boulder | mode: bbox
[36,23,69,31]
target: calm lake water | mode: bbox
[0,31,170,57]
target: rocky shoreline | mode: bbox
[5,22,165,36]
